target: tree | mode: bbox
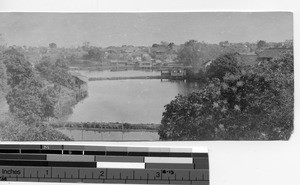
[35,57,76,89]
[4,49,59,125]
[0,59,7,93]
[82,41,90,51]
[6,77,45,125]
[177,40,201,66]
[3,48,35,88]
[205,53,242,81]
[41,85,59,119]
[257,40,267,49]
[219,41,229,47]
[83,47,105,62]
[177,40,228,69]
[159,51,293,140]
[49,43,57,49]
[55,59,69,70]
[168,42,175,49]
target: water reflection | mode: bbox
[58,128,159,141]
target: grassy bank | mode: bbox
[0,113,72,141]
[50,121,159,131]
[89,76,162,81]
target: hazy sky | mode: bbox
[0,12,293,47]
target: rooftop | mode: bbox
[257,48,292,59]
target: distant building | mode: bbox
[257,48,292,62]
[139,61,153,69]
[238,52,258,66]
[110,60,128,67]
[170,68,187,77]
[160,66,190,79]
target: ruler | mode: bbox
[0,144,209,184]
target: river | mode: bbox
[63,70,202,140]
[67,70,202,124]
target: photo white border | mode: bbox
[0,0,299,185]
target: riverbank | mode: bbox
[50,121,160,131]
[89,75,162,81]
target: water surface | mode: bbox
[68,70,202,124]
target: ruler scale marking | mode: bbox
[0,144,209,184]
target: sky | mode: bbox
[0,12,293,47]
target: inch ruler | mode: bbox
[0,144,209,184]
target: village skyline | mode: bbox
[0,12,293,47]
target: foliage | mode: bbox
[49,43,57,49]
[257,40,267,49]
[2,48,35,88]
[6,78,45,125]
[0,114,71,141]
[4,49,59,125]
[41,85,59,119]
[185,68,206,82]
[159,52,293,140]
[35,57,76,89]
[177,40,202,66]
[0,59,7,93]
[205,53,242,80]
[82,47,105,61]
[177,40,236,69]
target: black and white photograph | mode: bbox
[0,12,294,141]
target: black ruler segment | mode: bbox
[169,152,192,157]
[106,151,128,156]
[194,158,210,169]
[63,150,83,155]
[0,144,209,184]
[0,154,46,160]
[192,153,209,158]
[0,160,96,168]
[149,152,170,157]
[128,152,149,156]
[84,151,106,155]
[0,149,19,153]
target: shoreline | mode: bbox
[50,121,160,131]
[88,75,162,81]
[57,127,158,132]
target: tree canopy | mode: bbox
[159,51,293,140]
[205,53,242,80]
[3,49,59,125]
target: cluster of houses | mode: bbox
[204,48,293,70]
[14,42,293,80]
[105,45,178,71]
[109,47,293,80]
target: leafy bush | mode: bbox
[0,59,8,93]
[205,53,242,80]
[3,49,59,125]
[0,115,71,141]
[159,51,293,140]
[35,57,76,89]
